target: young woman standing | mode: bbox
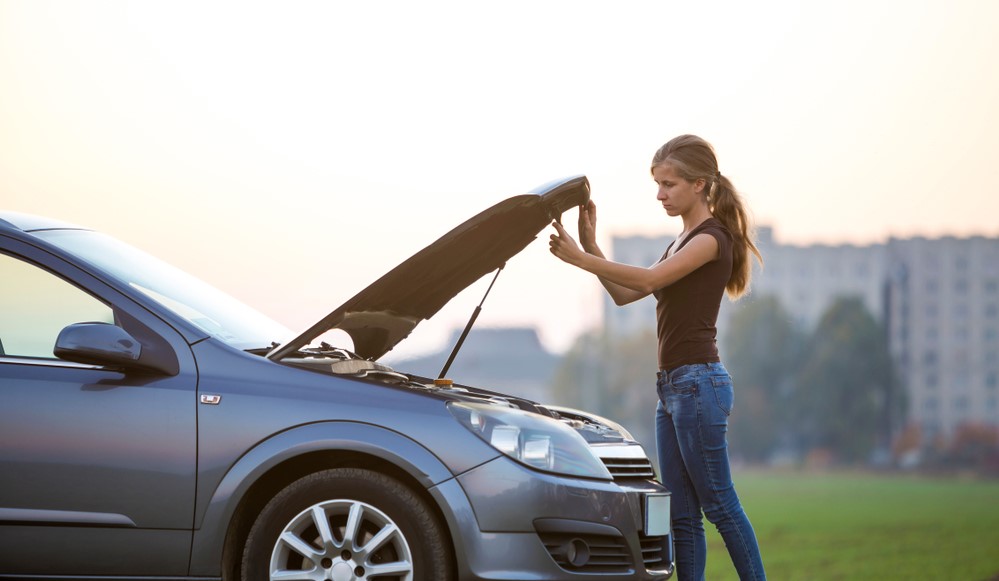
[548,135,766,580]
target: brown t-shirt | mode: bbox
[653,218,733,370]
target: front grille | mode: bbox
[539,532,633,574]
[601,456,656,480]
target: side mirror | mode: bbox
[54,322,142,368]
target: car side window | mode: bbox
[0,253,114,359]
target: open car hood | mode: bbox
[267,175,590,362]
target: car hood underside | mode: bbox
[267,175,590,362]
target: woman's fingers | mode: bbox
[549,221,576,259]
[549,222,565,249]
[552,220,577,243]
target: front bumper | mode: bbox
[430,456,674,580]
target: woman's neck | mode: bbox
[680,206,714,234]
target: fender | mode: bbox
[188,421,458,575]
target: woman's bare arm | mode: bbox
[549,220,718,303]
[572,201,650,305]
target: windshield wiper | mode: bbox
[246,342,281,355]
[253,341,363,361]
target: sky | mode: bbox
[2,0,998,360]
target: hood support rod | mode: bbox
[438,264,504,380]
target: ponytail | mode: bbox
[709,174,762,299]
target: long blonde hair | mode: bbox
[652,134,762,298]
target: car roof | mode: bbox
[0,211,87,233]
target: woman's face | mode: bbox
[653,163,704,217]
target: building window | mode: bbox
[923,351,938,366]
[927,373,938,388]
[924,397,938,412]
[987,373,998,390]
[987,304,999,318]
[926,304,938,318]
[953,353,970,370]
[955,280,969,294]
[954,396,969,412]
[926,279,939,294]
[986,279,998,294]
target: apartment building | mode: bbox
[885,236,999,439]
[604,228,999,439]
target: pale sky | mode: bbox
[2,0,998,359]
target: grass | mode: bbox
[696,470,999,580]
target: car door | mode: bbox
[0,241,198,576]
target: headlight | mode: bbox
[448,401,612,480]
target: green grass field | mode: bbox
[695,470,999,580]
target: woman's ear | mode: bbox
[695,177,707,194]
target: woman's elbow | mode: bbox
[612,289,648,306]
[620,272,660,296]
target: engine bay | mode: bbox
[279,344,637,448]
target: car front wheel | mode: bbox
[242,468,453,581]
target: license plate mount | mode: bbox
[644,493,671,537]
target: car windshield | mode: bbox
[37,229,292,350]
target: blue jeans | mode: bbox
[656,362,766,581]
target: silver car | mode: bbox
[0,175,673,580]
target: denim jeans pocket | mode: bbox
[670,377,698,394]
[710,375,734,416]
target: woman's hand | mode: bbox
[549,221,586,266]
[577,200,598,253]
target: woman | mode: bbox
[548,135,766,580]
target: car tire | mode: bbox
[241,468,453,581]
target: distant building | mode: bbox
[603,228,999,441]
[886,236,999,441]
[391,327,559,403]
[752,228,887,329]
